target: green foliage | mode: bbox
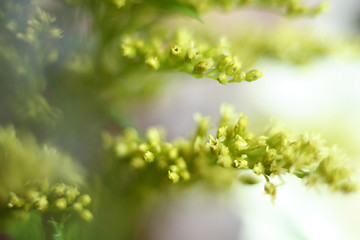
[10,213,46,240]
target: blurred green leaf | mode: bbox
[156,0,202,22]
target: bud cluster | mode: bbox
[178,0,328,16]
[7,181,93,222]
[106,105,357,201]
[120,30,263,84]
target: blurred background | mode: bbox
[127,0,360,239]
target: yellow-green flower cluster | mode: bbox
[178,0,328,16]
[0,126,84,208]
[121,30,263,84]
[7,181,93,222]
[106,105,357,201]
[102,0,328,16]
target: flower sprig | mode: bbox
[106,0,328,16]
[7,181,93,222]
[120,29,263,84]
[105,105,357,201]
[0,126,84,211]
[177,0,329,16]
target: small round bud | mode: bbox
[145,56,160,70]
[180,171,191,181]
[121,44,136,58]
[115,142,128,156]
[217,73,228,85]
[36,196,49,212]
[80,209,93,222]
[73,202,83,212]
[55,198,67,210]
[113,0,126,8]
[168,171,180,183]
[138,143,149,153]
[245,70,263,82]
[144,151,155,163]
[169,165,179,172]
[131,157,146,168]
[78,194,91,206]
[231,71,246,82]
[193,59,213,74]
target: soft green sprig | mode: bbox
[102,0,328,16]
[7,182,93,222]
[0,126,84,210]
[120,29,263,84]
[177,0,329,16]
[106,105,357,201]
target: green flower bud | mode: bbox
[234,113,248,134]
[65,187,80,204]
[185,48,198,61]
[115,142,128,156]
[55,198,67,210]
[253,162,265,175]
[113,0,126,8]
[131,157,146,168]
[170,45,182,57]
[226,61,242,75]
[80,209,93,222]
[52,183,67,197]
[146,127,163,146]
[78,194,91,207]
[233,135,248,151]
[245,69,263,82]
[169,165,179,172]
[145,56,160,70]
[231,71,246,82]
[180,171,191,181]
[168,148,178,160]
[217,154,232,168]
[138,143,149,153]
[8,192,24,208]
[168,171,180,183]
[193,59,213,74]
[36,196,48,212]
[144,151,155,163]
[234,154,248,168]
[265,148,277,163]
[73,202,83,212]
[121,44,136,58]
[217,73,228,84]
